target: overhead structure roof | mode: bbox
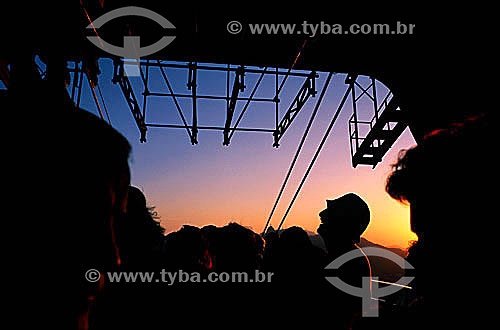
[4,2,465,140]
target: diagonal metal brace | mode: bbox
[187,62,199,145]
[223,66,245,145]
[273,71,317,147]
[113,62,147,142]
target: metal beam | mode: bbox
[146,123,275,133]
[227,68,267,143]
[122,60,312,77]
[273,71,317,147]
[73,62,84,108]
[146,92,273,102]
[223,66,245,145]
[113,62,147,142]
[187,62,198,145]
[156,61,193,143]
[70,61,80,103]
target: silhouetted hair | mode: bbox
[279,226,312,250]
[215,222,264,271]
[164,225,210,272]
[126,186,164,235]
[385,113,489,205]
[385,147,421,204]
[116,186,165,268]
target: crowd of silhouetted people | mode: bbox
[92,187,381,329]
[55,106,489,330]
[4,66,491,329]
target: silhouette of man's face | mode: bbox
[317,209,365,248]
[317,194,370,251]
[317,208,329,237]
[318,208,350,246]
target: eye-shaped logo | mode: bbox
[325,247,415,317]
[86,6,176,76]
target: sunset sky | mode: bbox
[65,58,418,249]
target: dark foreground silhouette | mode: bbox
[65,112,490,329]
[11,76,487,329]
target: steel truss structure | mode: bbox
[68,60,112,125]
[111,59,318,146]
[66,59,408,169]
[346,74,409,168]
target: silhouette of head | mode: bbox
[317,193,370,250]
[385,146,426,238]
[126,186,148,214]
[71,110,132,220]
[385,113,490,242]
[70,110,131,264]
[215,222,263,272]
[279,226,313,251]
[164,225,211,272]
[115,186,165,267]
[277,226,314,268]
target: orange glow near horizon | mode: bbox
[133,128,418,250]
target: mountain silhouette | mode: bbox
[305,230,408,283]
[358,238,407,259]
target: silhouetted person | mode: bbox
[32,106,132,330]
[98,187,168,329]
[115,186,165,270]
[386,115,490,290]
[163,225,211,273]
[259,226,327,325]
[268,226,325,280]
[200,224,219,270]
[262,226,279,270]
[381,113,494,329]
[3,50,134,328]
[317,193,372,327]
[214,222,264,272]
